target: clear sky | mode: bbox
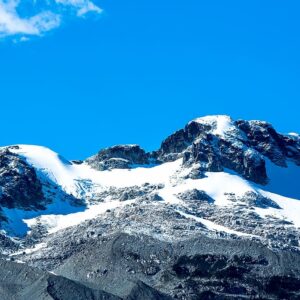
[0,0,300,159]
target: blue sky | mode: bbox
[0,0,300,159]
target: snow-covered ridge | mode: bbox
[0,114,299,243]
[0,143,299,238]
[192,115,236,137]
[9,145,82,196]
[288,132,300,140]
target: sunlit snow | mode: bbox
[3,144,300,237]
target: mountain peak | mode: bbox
[191,115,237,138]
[0,116,300,299]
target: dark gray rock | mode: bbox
[157,121,213,160]
[189,136,223,172]
[236,120,300,166]
[0,259,121,300]
[177,189,214,203]
[152,117,300,184]
[239,191,281,209]
[0,148,85,237]
[146,193,163,201]
[71,160,83,165]
[0,148,45,210]
[86,145,151,170]
[126,281,173,300]
[83,116,300,184]
[218,138,267,184]
[24,232,300,300]
[154,119,269,184]
[181,137,268,184]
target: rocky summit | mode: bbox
[0,115,300,300]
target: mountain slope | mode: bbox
[0,115,299,299]
[0,259,121,300]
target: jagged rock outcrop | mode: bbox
[0,148,45,210]
[0,147,85,237]
[236,120,300,166]
[177,189,214,203]
[153,115,300,184]
[86,145,151,170]
[155,117,269,184]
[84,115,300,185]
[239,191,281,209]
[157,120,213,160]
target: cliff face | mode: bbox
[0,148,45,211]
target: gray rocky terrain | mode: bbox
[0,115,299,299]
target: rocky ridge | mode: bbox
[85,116,300,185]
[0,115,299,299]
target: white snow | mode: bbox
[192,115,236,137]
[9,145,101,196]
[9,242,47,257]
[2,145,186,235]
[177,210,256,237]
[247,160,300,228]
[288,132,300,138]
[9,145,182,194]
[2,143,300,236]
[87,159,182,188]
[24,200,135,234]
[2,144,257,208]
[1,197,87,236]
[256,190,300,228]
[158,170,255,207]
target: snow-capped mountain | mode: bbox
[0,115,300,299]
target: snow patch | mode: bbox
[24,200,135,234]
[160,170,255,207]
[192,115,236,137]
[1,197,86,236]
[257,190,300,228]
[288,132,300,138]
[177,210,256,237]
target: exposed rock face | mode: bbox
[0,147,84,237]
[86,145,151,170]
[239,191,281,209]
[0,148,45,210]
[158,121,213,160]
[177,189,214,203]
[235,120,300,167]
[154,117,287,184]
[84,116,300,185]
[91,183,164,203]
